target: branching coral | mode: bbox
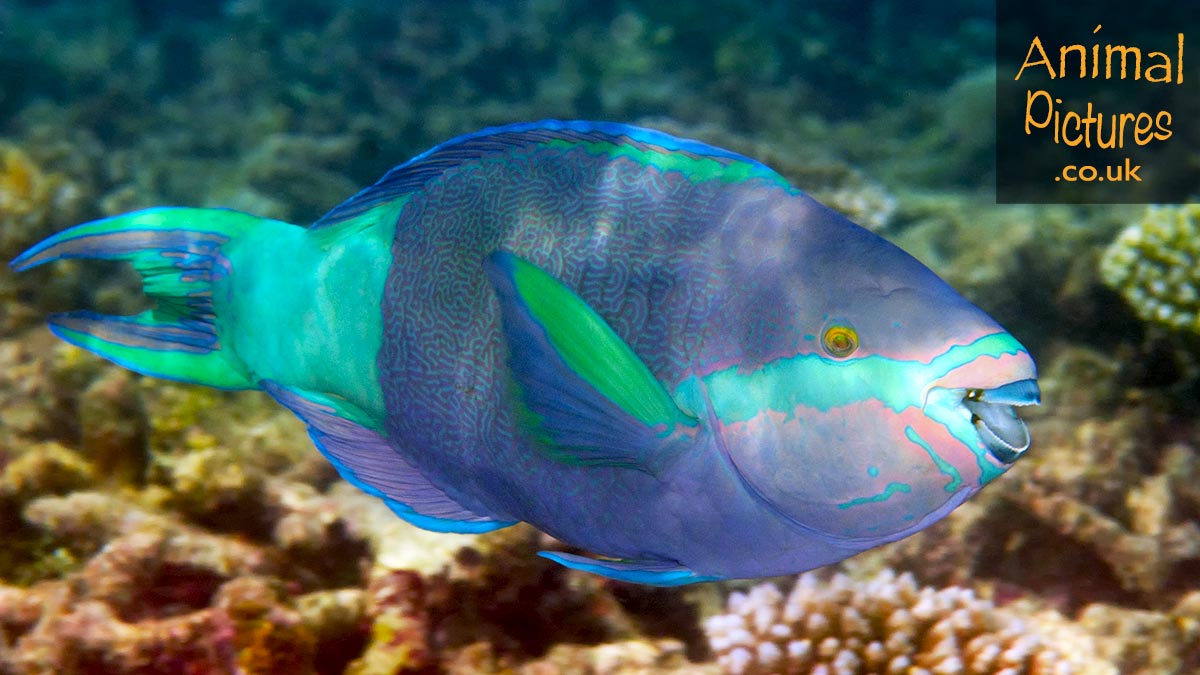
[704,570,1105,675]
[1101,204,1200,334]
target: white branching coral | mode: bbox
[704,570,1096,675]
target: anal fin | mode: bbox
[538,551,722,586]
[263,381,514,534]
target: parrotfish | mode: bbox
[12,121,1039,586]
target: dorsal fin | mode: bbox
[311,120,784,229]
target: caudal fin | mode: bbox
[11,207,284,390]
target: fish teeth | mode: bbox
[964,395,1031,464]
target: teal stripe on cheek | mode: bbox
[837,481,911,509]
[695,332,1028,426]
[905,426,963,493]
[920,389,1007,486]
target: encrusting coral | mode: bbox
[704,569,1108,675]
[0,492,339,675]
[1072,594,1200,675]
[444,638,718,675]
[1101,204,1200,335]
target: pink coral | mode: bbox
[0,492,361,675]
[1,575,323,675]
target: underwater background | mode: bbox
[0,0,1198,673]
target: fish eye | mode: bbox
[821,324,859,358]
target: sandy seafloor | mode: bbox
[0,1,1198,674]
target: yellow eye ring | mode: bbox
[822,324,859,358]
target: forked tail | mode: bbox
[10,207,286,389]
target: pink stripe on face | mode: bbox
[926,350,1035,393]
[719,397,985,541]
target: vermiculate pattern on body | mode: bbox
[12,121,1040,586]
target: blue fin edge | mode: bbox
[538,551,722,586]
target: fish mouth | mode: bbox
[961,378,1040,463]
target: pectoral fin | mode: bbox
[484,251,698,474]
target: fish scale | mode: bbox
[11,120,1039,585]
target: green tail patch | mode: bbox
[11,207,287,389]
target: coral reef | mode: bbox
[0,309,704,675]
[1074,594,1200,675]
[0,0,992,231]
[884,199,1139,356]
[0,441,95,503]
[0,129,103,335]
[342,571,432,675]
[1014,428,1200,599]
[1101,204,1200,335]
[704,569,1103,675]
[0,573,329,675]
[0,490,341,675]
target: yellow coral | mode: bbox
[0,441,96,501]
[344,612,425,675]
[0,142,63,260]
[705,570,1107,675]
[140,380,223,453]
[1101,205,1200,333]
[0,144,47,216]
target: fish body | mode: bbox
[12,121,1039,585]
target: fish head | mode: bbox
[710,194,1039,551]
